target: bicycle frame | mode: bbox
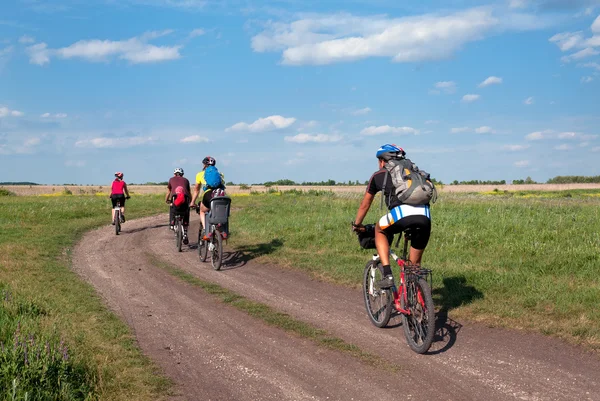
[370,234,432,316]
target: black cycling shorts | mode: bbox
[111,194,126,208]
[381,215,431,250]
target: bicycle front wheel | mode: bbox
[114,211,121,235]
[210,230,223,271]
[363,261,393,328]
[401,275,435,354]
[198,224,208,262]
[176,223,183,252]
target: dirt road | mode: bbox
[73,215,600,401]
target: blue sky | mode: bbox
[1,0,599,185]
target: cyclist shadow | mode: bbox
[124,223,170,234]
[220,238,284,270]
[428,276,484,354]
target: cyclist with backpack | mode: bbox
[352,144,436,289]
[190,156,226,240]
[110,172,130,225]
[166,167,192,244]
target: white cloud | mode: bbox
[550,17,600,63]
[504,144,530,151]
[41,112,67,118]
[434,81,457,94]
[189,28,205,38]
[18,35,35,44]
[478,76,503,87]
[475,126,494,134]
[0,46,12,58]
[555,144,572,150]
[424,120,439,125]
[581,75,594,83]
[0,106,24,117]
[284,133,343,143]
[561,47,599,62]
[360,125,419,136]
[25,43,51,65]
[65,160,86,167]
[252,9,507,66]
[558,131,578,139]
[24,137,41,147]
[523,96,534,105]
[226,115,296,132]
[75,136,156,148]
[581,61,600,70]
[549,32,585,51]
[514,160,530,167]
[180,135,210,143]
[592,146,600,152]
[525,131,546,140]
[351,107,372,116]
[129,0,207,10]
[462,94,480,103]
[27,31,182,65]
[451,127,470,133]
[593,14,600,33]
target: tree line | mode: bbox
[4,176,600,186]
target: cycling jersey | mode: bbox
[111,179,126,195]
[168,176,191,197]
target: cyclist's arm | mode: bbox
[354,191,375,226]
[165,182,171,203]
[190,182,202,205]
[123,182,130,197]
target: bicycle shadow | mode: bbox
[220,238,285,270]
[427,275,484,354]
[122,223,170,234]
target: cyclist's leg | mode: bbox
[200,192,211,236]
[376,206,403,271]
[406,216,431,265]
[183,205,190,234]
[169,200,175,228]
[110,195,117,223]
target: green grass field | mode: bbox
[1,189,599,399]
[0,194,168,401]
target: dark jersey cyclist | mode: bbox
[110,172,130,225]
[166,168,192,244]
[353,144,432,289]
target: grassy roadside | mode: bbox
[227,190,600,351]
[0,194,169,400]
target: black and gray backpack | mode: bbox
[382,157,437,206]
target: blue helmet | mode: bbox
[376,144,405,160]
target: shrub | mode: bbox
[0,188,16,197]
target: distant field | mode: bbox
[3,183,600,196]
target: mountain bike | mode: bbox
[113,201,122,235]
[357,224,435,354]
[174,212,184,252]
[195,196,231,271]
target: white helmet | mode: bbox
[174,167,184,176]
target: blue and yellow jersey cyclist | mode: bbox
[190,156,226,239]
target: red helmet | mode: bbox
[202,156,216,166]
[115,172,124,179]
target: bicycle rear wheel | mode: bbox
[401,274,435,354]
[198,223,208,262]
[210,229,223,271]
[363,261,393,328]
[114,211,121,235]
[176,221,183,252]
